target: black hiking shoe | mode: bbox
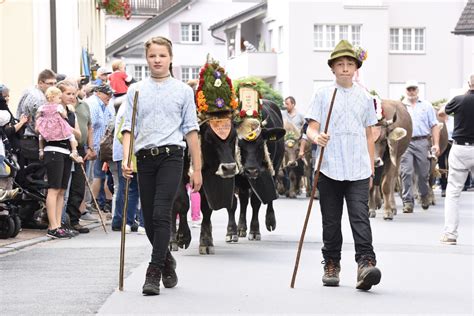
[142,264,161,295]
[356,258,381,291]
[322,259,340,286]
[162,251,178,288]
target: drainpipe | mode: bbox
[50,0,57,72]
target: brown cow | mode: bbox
[369,100,413,220]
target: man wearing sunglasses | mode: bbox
[400,80,440,213]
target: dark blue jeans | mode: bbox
[317,173,376,264]
[137,149,183,268]
[112,161,141,228]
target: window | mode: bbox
[313,24,362,50]
[181,23,201,43]
[181,66,200,82]
[389,27,425,53]
[133,65,149,81]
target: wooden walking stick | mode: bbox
[290,88,337,288]
[119,90,139,291]
[80,164,107,234]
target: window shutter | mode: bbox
[169,23,180,42]
[172,66,181,81]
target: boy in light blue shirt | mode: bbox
[305,40,381,291]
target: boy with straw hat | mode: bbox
[305,40,382,291]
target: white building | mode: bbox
[0,0,106,109]
[210,0,472,112]
[105,0,258,82]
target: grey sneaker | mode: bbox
[80,212,99,222]
[402,202,414,213]
[440,234,456,245]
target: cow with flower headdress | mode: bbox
[225,82,285,241]
[190,57,241,254]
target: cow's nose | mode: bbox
[219,162,238,178]
[374,158,384,168]
[287,160,298,168]
[244,167,259,179]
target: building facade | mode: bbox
[0,0,106,109]
[211,0,472,112]
[105,0,258,82]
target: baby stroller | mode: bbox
[0,153,23,238]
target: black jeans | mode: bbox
[137,148,183,268]
[317,173,376,264]
[65,147,86,225]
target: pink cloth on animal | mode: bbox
[36,103,73,142]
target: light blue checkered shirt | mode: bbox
[403,99,438,137]
[121,77,199,153]
[85,94,115,153]
[305,82,378,181]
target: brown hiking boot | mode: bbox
[356,258,381,291]
[421,195,430,210]
[162,251,178,288]
[142,264,161,295]
[322,259,340,286]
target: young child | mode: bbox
[36,86,83,164]
[305,40,381,291]
[109,59,133,98]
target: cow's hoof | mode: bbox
[383,211,393,220]
[265,215,276,232]
[225,234,238,243]
[237,228,247,238]
[392,208,397,216]
[199,245,215,255]
[248,232,261,241]
[169,242,179,252]
[177,233,191,249]
[368,210,376,218]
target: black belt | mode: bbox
[137,145,183,159]
[411,135,429,141]
[454,140,474,146]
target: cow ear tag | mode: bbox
[209,118,232,140]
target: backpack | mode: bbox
[99,125,114,162]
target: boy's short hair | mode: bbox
[285,96,296,104]
[45,86,62,102]
[37,69,57,84]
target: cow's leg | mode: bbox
[382,167,395,220]
[288,170,297,198]
[174,184,191,250]
[237,189,249,237]
[199,194,214,255]
[248,193,262,240]
[368,185,378,218]
[265,201,276,232]
[226,194,238,243]
[169,205,179,251]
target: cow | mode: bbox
[198,113,239,254]
[276,120,306,198]
[369,99,413,220]
[226,100,285,241]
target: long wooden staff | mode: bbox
[119,90,139,291]
[80,164,107,233]
[290,88,337,288]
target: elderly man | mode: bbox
[83,84,115,215]
[400,80,440,213]
[438,75,474,245]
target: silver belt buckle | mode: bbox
[166,147,170,154]
[150,147,160,156]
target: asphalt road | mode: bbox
[1,190,473,315]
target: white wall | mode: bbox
[56,0,81,77]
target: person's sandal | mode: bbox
[70,151,84,164]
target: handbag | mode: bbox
[99,126,114,162]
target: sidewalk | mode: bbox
[0,219,103,255]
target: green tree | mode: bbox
[233,77,284,109]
